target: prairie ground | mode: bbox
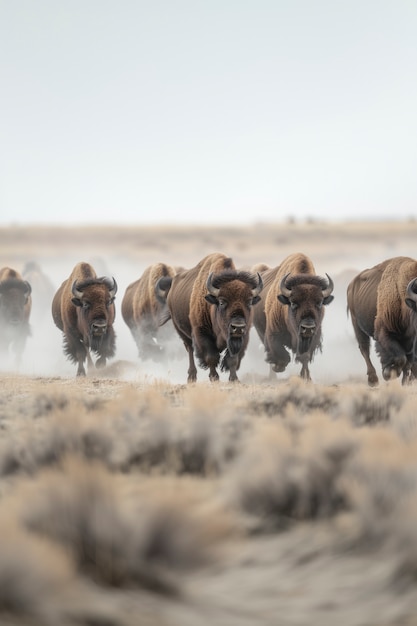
[1,219,417,625]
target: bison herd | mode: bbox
[2,253,417,386]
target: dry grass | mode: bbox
[0,375,417,624]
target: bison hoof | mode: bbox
[382,366,400,381]
[272,363,286,373]
[368,376,379,387]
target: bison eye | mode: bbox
[82,301,90,310]
[218,299,227,308]
[290,301,298,310]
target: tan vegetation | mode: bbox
[1,220,417,625]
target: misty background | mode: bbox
[1,1,417,226]
[0,247,370,386]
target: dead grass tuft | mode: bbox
[228,416,358,531]
[0,521,73,618]
[16,458,230,594]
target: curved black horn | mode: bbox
[252,272,263,297]
[279,273,292,299]
[71,280,83,299]
[206,272,220,297]
[406,277,417,303]
[322,273,334,298]
[155,276,172,302]
[101,276,117,297]
[23,280,32,296]
[108,276,117,297]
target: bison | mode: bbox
[252,253,334,381]
[121,263,177,360]
[22,261,55,328]
[0,267,32,365]
[159,253,263,383]
[51,262,117,376]
[347,256,417,386]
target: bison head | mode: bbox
[71,277,117,345]
[278,273,334,356]
[205,270,263,356]
[0,278,32,326]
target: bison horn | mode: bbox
[406,277,417,303]
[71,280,83,299]
[101,276,118,297]
[206,272,220,297]
[322,273,334,298]
[251,272,263,297]
[23,280,32,296]
[279,273,292,298]
[155,276,173,302]
[108,276,117,297]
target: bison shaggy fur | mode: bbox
[347,256,417,386]
[121,263,177,360]
[0,266,32,365]
[163,253,263,383]
[51,262,117,377]
[252,253,334,381]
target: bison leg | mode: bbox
[265,332,291,374]
[227,358,239,382]
[193,331,220,382]
[381,355,407,382]
[409,362,417,383]
[357,340,379,387]
[186,343,198,382]
[95,355,106,369]
[298,355,311,381]
[86,351,94,370]
[375,332,407,383]
[65,333,88,377]
[171,323,197,383]
[179,336,197,383]
[206,352,220,381]
[76,360,86,376]
[401,363,414,385]
[350,316,379,386]
[221,351,240,382]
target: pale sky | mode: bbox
[1,1,416,226]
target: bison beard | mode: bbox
[227,334,244,357]
[298,335,312,356]
[220,336,244,372]
[90,333,106,354]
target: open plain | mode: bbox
[1,219,417,625]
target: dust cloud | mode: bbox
[0,254,372,386]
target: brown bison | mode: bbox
[252,253,334,381]
[22,261,55,327]
[0,267,32,364]
[160,253,263,382]
[347,256,417,386]
[121,263,176,360]
[51,262,117,376]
